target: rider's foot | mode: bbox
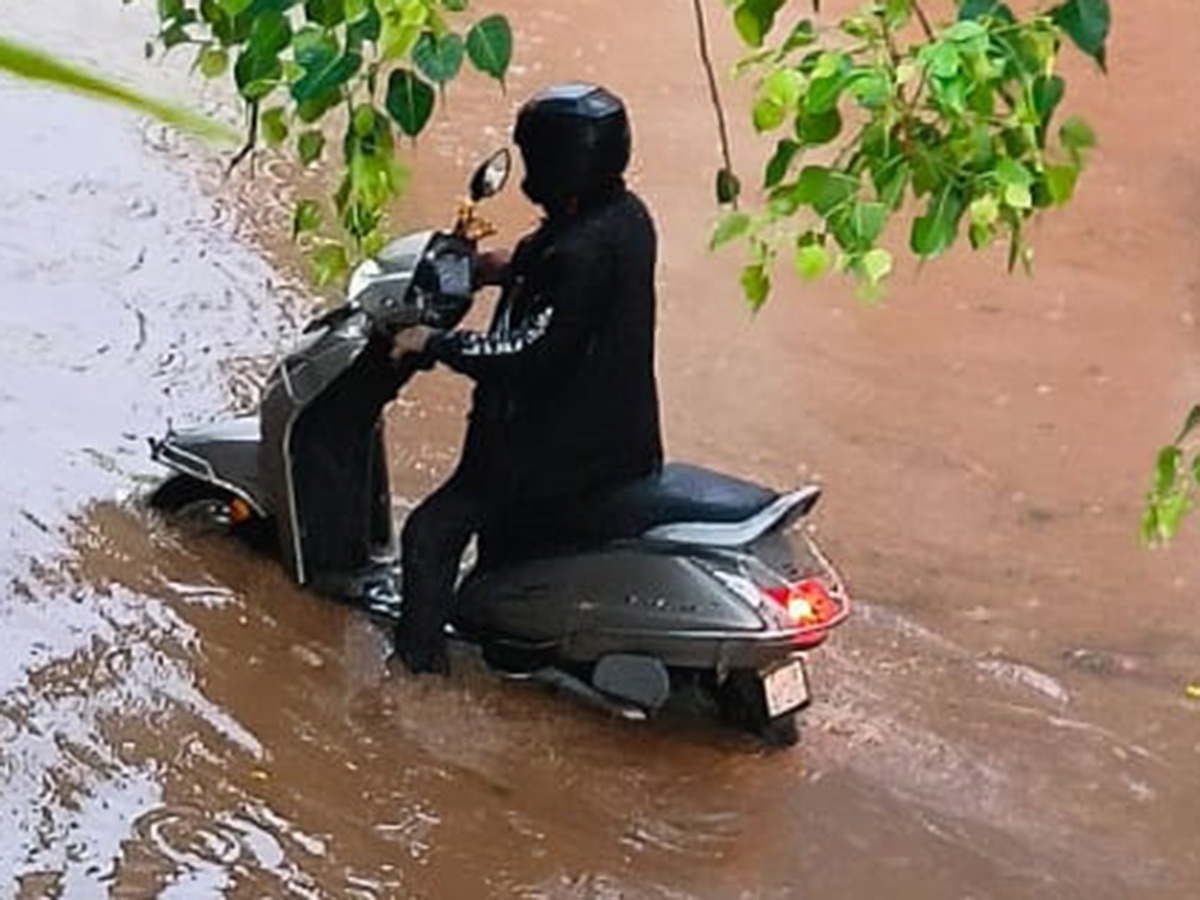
[392,630,450,676]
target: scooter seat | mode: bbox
[592,463,778,537]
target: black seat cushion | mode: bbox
[588,463,778,539]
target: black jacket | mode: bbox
[429,185,662,501]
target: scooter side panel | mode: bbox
[454,547,769,666]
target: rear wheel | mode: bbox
[715,668,802,748]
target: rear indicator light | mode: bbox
[762,579,844,629]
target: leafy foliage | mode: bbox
[1143,408,1200,546]
[0,34,236,142]
[715,0,1110,308]
[144,0,512,282]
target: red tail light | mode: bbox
[762,579,843,629]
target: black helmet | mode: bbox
[514,82,631,208]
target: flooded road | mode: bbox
[3,0,1200,897]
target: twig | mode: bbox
[227,100,259,175]
[690,0,738,208]
[911,0,936,41]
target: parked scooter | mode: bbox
[148,150,849,746]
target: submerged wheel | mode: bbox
[715,669,801,748]
[148,475,270,543]
[148,474,227,512]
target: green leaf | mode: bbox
[161,22,192,50]
[413,31,465,84]
[911,186,965,258]
[0,35,237,144]
[1156,446,1184,494]
[1004,183,1033,209]
[848,70,890,110]
[1032,75,1065,147]
[234,47,282,100]
[381,19,421,61]
[805,73,846,115]
[352,103,377,137]
[305,0,346,28]
[196,45,228,78]
[218,0,253,16]
[944,20,987,43]
[311,242,349,287]
[348,5,382,46]
[465,14,512,82]
[884,0,912,27]
[717,168,742,205]
[871,155,909,210]
[292,198,322,239]
[794,242,830,281]
[969,193,1000,227]
[385,67,435,137]
[741,262,770,311]
[291,27,362,102]
[764,139,800,189]
[969,222,992,249]
[768,181,805,217]
[1177,405,1200,444]
[441,0,469,10]
[734,0,785,48]
[925,42,962,79]
[1060,115,1097,153]
[861,247,893,283]
[753,97,785,132]
[849,202,887,247]
[261,105,288,146]
[711,211,751,249]
[248,10,292,57]
[753,67,805,132]
[996,157,1033,187]
[957,0,1014,22]
[298,128,325,165]
[158,0,185,22]
[1157,492,1192,541]
[797,165,859,216]
[297,90,341,123]
[1044,164,1079,205]
[796,107,842,146]
[780,19,817,54]
[1051,0,1111,69]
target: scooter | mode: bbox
[147,150,850,746]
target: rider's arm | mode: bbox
[426,241,605,383]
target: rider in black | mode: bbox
[392,83,663,674]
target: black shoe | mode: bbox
[392,629,450,676]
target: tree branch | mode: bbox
[911,0,937,41]
[690,0,738,208]
[226,100,259,175]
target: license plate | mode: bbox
[762,657,810,717]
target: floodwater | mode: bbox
[2,0,1199,897]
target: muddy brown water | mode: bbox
[3,1,1200,897]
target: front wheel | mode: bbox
[148,475,270,544]
[715,668,802,748]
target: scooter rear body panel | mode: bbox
[453,536,829,671]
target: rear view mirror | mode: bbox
[469,148,511,202]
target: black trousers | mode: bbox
[397,467,564,670]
